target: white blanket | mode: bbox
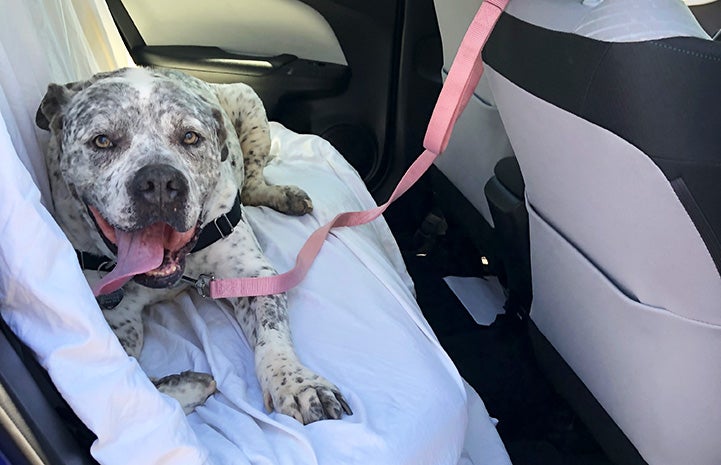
[0,111,510,464]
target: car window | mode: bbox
[121,0,346,64]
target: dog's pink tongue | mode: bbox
[91,224,165,296]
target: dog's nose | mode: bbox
[130,164,189,209]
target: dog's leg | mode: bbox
[152,371,217,415]
[231,293,352,424]
[201,220,351,423]
[102,292,146,360]
[212,83,313,215]
[102,286,216,413]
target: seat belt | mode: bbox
[204,0,510,299]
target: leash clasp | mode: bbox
[195,274,215,298]
[181,273,215,298]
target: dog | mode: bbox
[36,67,352,424]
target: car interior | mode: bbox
[0,0,720,464]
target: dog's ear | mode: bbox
[212,108,230,161]
[36,83,72,131]
[36,78,97,131]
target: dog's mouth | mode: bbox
[88,206,199,294]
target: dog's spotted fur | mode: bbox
[37,67,350,423]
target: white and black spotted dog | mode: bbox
[36,67,351,423]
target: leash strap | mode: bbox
[208,0,509,299]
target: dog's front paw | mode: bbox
[278,185,313,216]
[241,184,313,215]
[263,366,352,424]
[154,371,217,414]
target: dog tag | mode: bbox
[96,288,124,310]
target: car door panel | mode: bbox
[132,45,350,117]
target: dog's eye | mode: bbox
[182,131,200,146]
[93,135,114,149]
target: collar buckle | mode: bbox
[213,213,234,239]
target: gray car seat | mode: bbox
[478,0,721,464]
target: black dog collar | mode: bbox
[191,191,242,253]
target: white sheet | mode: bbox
[1,110,510,464]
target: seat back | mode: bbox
[482,1,721,464]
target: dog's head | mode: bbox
[37,67,231,288]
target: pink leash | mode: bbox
[207,0,509,299]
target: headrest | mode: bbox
[505,0,709,42]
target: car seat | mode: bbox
[479,0,721,464]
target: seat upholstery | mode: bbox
[480,1,721,464]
